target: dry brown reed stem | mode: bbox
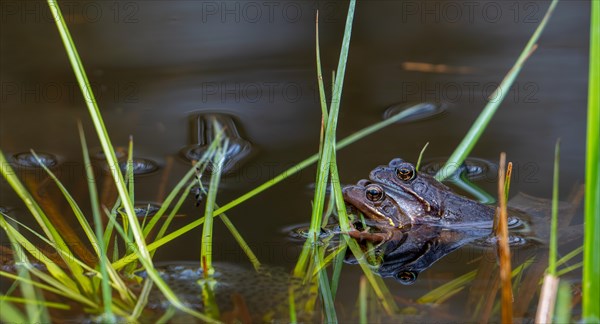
[536,274,559,323]
[496,154,513,324]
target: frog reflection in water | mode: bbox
[342,158,523,283]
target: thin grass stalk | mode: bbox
[7,231,50,322]
[555,262,583,278]
[0,297,68,310]
[201,137,228,273]
[329,243,346,298]
[535,140,562,323]
[0,213,78,294]
[536,275,560,323]
[144,133,221,237]
[549,140,560,276]
[359,276,367,324]
[130,279,153,321]
[306,0,355,254]
[496,153,513,324]
[415,142,429,171]
[584,0,600,320]
[219,214,261,270]
[288,284,297,324]
[554,282,572,323]
[417,270,477,304]
[112,104,431,270]
[45,0,148,267]
[78,124,114,318]
[316,247,337,323]
[435,0,560,182]
[101,211,218,322]
[153,180,197,246]
[315,10,329,119]
[0,270,75,298]
[0,298,27,323]
[329,153,399,314]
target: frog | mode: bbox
[366,158,495,228]
[342,167,494,242]
[342,180,416,242]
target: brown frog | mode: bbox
[342,180,414,241]
[342,158,504,241]
[366,158,495,225]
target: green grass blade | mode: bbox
[78,124,115,317]
[449,173,496,204]
[130,279,153,321]
[417,270,477,304]
[0,151,82,269]
[219,214,261,270]
[583,0,600,320]
[329,243,346,298]
[45,0,149,269]
[549,140,560,276]
[415,142,429,171]
[308,0,356,241]
[0,297,27,323]
[0,297,69,310]
[554,281,572,323]
[0,270,81,301]
[316,247,337,323]
[316,11,329,118]
[144,135,220,237]
[358,276,367,324]
[200,138,228,273]
[329,152,400,314]
[4,227,51,322]
[435,0,560,181]
[0,214,80,293]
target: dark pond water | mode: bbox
[0,0,590,321]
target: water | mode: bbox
[0,0,589,321]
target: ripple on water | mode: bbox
[283,223,339,242]
[123,202,161,217]
[484,235,528,247]
[420,157,497,181]
[117,158,160,175]
[180,113,253,174]
[11,152,59,169]
[382,102,448,123]
[90,147,127,160]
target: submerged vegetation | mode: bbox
[0,0,598,323]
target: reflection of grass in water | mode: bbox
[1,0,595,322]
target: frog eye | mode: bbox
[396,163,416,181]
[395,271,418,285]
[365,184,385,202]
